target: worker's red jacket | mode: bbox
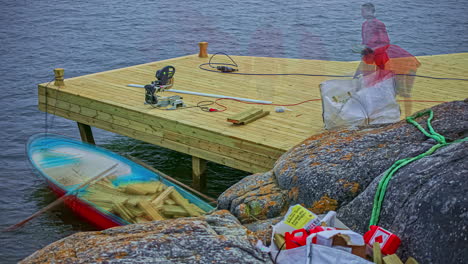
[362,18,390,50]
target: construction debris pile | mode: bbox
[259,204,418,264]
[81,180,205,223]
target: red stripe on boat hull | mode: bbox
[47,181,124,230]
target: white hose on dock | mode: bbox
[127,84,272,104]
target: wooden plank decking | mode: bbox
[38,52,468,174]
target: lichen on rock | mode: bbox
[21,210,272,264]
[217,171,289,224]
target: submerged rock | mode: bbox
[21,210,272,264]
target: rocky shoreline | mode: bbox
[22,100,467,263]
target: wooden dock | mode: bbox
[38,46,468,189]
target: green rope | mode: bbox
[369,110,467,227]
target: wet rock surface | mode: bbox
[21,210,272,264]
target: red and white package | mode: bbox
[364,225,401,255]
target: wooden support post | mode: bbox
[77,122,96,145]
[198,42,208,58]
[54,68,65,86]
[192,156,207,191]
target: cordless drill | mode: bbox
[216,66,238,72]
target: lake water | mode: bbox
[0,0,466,262]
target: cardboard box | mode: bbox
[332,233,367,258]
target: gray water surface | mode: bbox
[1,0,467,262]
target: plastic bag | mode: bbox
[268,205,372,264]
[270,232,372,264]
[320,73,400,130]
[305,243,373,264]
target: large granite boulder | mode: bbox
[244,217,283,245]
[218,100,467,262]
[217,171,289,224]
[21,210,272,264]
[338,140,468,263]
[218,100,467,223]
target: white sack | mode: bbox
[320,74,400,130]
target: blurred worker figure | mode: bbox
[355,3,421,117]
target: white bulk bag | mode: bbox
[320,73,400,130]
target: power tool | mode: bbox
[216,66,238,72]
[144,66,185,110]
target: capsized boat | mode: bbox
[27,134,215,229]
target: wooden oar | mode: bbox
[4,163,118,232]
[125,155,218,205]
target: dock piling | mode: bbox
[54,68,65,86]
[198,42,208,58]
[192,156,207,191]
[77,122,96,145]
